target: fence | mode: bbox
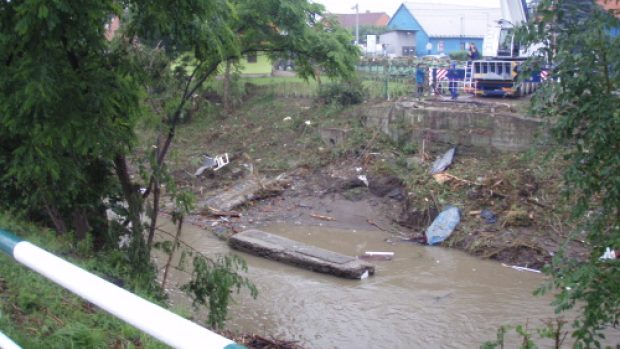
[0,228,245,349]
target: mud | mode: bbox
[181,153,584,271]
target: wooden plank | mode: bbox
[229,230,375,279]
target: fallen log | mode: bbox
[196,175,289,213]
[229,230,374,279]
[202,210,241,217]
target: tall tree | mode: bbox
[1,0,358,264]
[0,1,141,239]
[518,0,620,347]
[126,0,359,260]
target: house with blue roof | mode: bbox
[380,3,501,57]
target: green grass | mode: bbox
[0,214,167,349]
[241,75,412,100]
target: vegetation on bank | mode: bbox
[0,0,618,348]
[0,0,358,347]
[0,213,166,348]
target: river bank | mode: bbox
[162,92,585,271]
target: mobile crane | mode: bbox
[468,0,545,96]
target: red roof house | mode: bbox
[333,11,390,29]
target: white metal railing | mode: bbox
[0,228,244,349]
[433,80,478,96]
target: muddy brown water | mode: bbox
[155,219,620,349]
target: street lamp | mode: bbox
[352,3,359,45]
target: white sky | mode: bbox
[313,0,500,16]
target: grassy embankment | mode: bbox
[0,213,168,348]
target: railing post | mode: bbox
[0,228,245,349]
[0,330,21,349]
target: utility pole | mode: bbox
[352,3,359,45]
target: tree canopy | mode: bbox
[518,0,620,346]
[0,0,358,257]
[0,1,142,236]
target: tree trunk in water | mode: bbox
[113,154,143,239]
[161,216,183,290]
[223,59,231,112]
[147,177,160,251]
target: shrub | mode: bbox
[449,50,469,61]
[318,79,365,106]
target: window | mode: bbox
[402,46,416,56]
[437,41,445,53]
[498,28,513,56]
[246,54,257,63]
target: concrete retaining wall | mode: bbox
[361,100,548,153]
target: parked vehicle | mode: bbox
[472,0,545,97]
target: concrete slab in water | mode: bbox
[229,230,375,279]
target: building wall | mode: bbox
[380,31,416,56]
[387,3,487,56]
[386,5,427,56]
[238,54,272,76]
[104,16,120,41]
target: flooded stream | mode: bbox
[156,220,619,348]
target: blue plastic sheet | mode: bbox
[425,206,460,245]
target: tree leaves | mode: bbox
[519,1,620,346]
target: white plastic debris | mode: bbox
[359,251,394,261]
[304,120,312,126]
[194,153,230,176]
[360,270,369,280]
[600,247,617,260]
[118,234,131,249]
[357,175,369,186]
[364,252,394,257]
[501,263,541,273]
[283,116,292,121]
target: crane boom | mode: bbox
[499,0,528,26]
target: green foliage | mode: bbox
[449,50,469,61]
[318,79,365,105]
[401,142,417,155]
[481,320,569,349]
[0,0,142,234]
[349,24,389,42]
[481,325,508,349]
[230,0,359,80]
[182,254,258,329]
[0,214,165,348]
[517,0,620,347]
[1,0,360,338]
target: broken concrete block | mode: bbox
[229,229,375,279]
[319,127,351,147]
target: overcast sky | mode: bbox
[312,0,500,16]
